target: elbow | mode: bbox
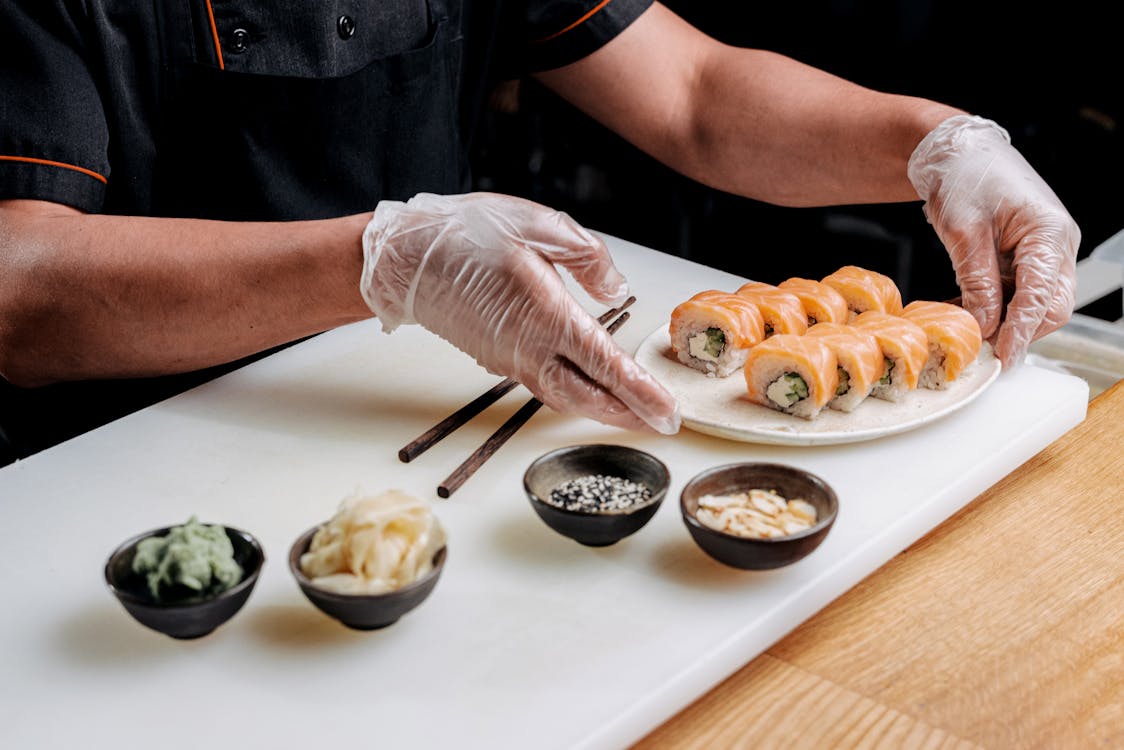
[0,367,55,390]
[0,267,58,389]
[0,203,82,387]
[0,314,61,388]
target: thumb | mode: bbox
[479,196,629,306]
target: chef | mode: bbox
[0,0,1078,460]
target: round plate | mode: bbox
[634,327,1002,446]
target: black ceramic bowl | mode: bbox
[289,526,446,631]
[104,524,265,639]
[523,444,670,547]
[680,463,838,570]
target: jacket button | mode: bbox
[230,28,250,53]
[337,15,356,40]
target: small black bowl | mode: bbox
[104,524,264,639]
[680,463,838,570]
[523,444,670,547]
[289,526,446,631]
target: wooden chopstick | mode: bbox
[398,296,636,463]
[436,310,632,499]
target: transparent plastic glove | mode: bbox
[360,192,680,434]
[908,115,1080,368]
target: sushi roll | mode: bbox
[735,281,809,337]
[669,291,766,377]
[821,266,904,319]
[850,311,929,402]
[901,300,983,389]
[743,334,838,419]
[778,277,850,325]
[805,322,883,412]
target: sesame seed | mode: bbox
[546,474,652,513]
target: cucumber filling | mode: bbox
[688,327,727,362]
[766,372,808,407]
[879,357,894,385]
[835,367,850,396]
[704,328,726,358]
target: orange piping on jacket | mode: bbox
[534,0,614,43]
[0,155,107,184]
[203,0,225,69]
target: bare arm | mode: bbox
[536,2,1079,367]
[0,199,371,386]
[535,3,963,207]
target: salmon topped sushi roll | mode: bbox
[805,322,883,412]
[734,282,809,337]
[778,277,850,326]
[743,334,838,419]
[670,291,766,377]
[901,301,983,389]
[821,266,904,319]
[850,311,929,402]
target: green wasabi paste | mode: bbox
[132,516,243,602]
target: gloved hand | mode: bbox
[907,115,1080,368]
[360,192,680,434]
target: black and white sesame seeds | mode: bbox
[547,474,652,513]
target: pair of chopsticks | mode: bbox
[399,296,637,498]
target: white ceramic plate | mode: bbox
[634,327,1002,446]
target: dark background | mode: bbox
[470,1,1120,310]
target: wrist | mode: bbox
[906,112,1010,200]
[359,200,414,331]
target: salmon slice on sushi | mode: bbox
[777,277,850,326]
[901,301,983,389]
[805,322,883,412]
[743,334,838,419]
[669,291,766,377]
[734,282,809,337]
[850,311,928,402]
[821,266,904,319]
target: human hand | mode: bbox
[907,115,1080,368]
[360,192,680,434]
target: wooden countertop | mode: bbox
[636,379,1124,749]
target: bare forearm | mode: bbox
[537,3,963,207]
[0,201,371,385]
[683,46,962,206]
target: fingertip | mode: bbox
[599,279,631,308]
[648,406,681,436]
[533,359,671,434]
[962,295,1000,340]
[578,243,629,306]
[995,325,1031,370]
[519,208,628,305]
[1000,349,1026,370]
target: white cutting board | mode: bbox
[0,234,1088,749]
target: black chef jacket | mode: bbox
[0,0,654,462]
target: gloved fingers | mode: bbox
[468,194,629,307]
[1031,215,1080,341]
[1001,247,1075,344]
[1033,253,1077,339]
[944,229,1004,340]
[992,235,1065,367]
[540,312,680,435]
[529,357,660,433]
